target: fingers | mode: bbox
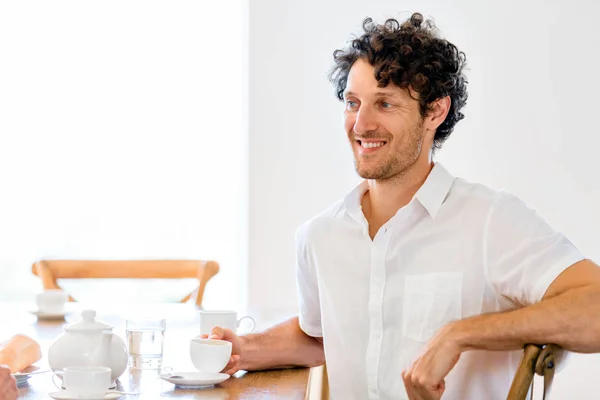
[8,373,17,389]
[0,373,18,400]
[209,326,226,340]
[402,369,419,400]
[209,326,237,341]
[222,355,241,375]
[206,327,242,374]
[402,366,443,400]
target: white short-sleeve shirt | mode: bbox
[295,163,583,400]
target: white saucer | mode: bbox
[28,310,68,320]
[159,372,230,388]
[48,391,123,400]
[12,365,49,384]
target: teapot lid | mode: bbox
[65,310,112,332]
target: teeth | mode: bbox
[361,141,385,149]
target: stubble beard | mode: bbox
[354,124,425,181]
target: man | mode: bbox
[209,12,600,399]
[0,365,17,400]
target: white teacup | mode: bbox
[55,366,111,398]
[36,290,68,314]
[189,338,232,373]
[199,310,255,335]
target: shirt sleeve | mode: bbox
[485,193,584,307]
[295,223,323,337]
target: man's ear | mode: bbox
[424,96,451,131]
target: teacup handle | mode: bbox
[52,371,64,391]
[237,316,255,333]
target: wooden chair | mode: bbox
[507,344,559,400]
[31,259,219,307]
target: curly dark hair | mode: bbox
[329,13,468,150]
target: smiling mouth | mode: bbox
[356,139,387,149]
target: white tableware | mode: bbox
[12,365,49,385]
[28,310,68,320]
[35,290,68,314]
[159,371,230,388]
[48,391,123,400]
[48,310,128,384]
[189,338,232,373]
[53,366,111,398]
[199,310,255,335]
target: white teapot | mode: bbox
[48,309,128,383]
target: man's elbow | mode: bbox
[306,337,326,367]
[305,352,326,367]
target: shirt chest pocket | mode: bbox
[402,273,463,342]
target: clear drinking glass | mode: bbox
[126,318,166,370]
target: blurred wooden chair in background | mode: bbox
[31,259,219,307]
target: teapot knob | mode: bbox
[82,310,96,321]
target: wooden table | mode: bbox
[0,303,311,399]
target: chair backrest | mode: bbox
[31,259,219,307]
[507,344,558,400]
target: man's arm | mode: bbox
[209,316,324,374]
[211,222,325,374]
[454,259,600,353]
[402,259,600,399]
[239,316,324,370]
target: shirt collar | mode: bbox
[413,162,455,219]
[338,162,455,220]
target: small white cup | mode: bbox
[55,366,111,398]
[36,290,68,314]
[199,310,255,335]
[189,338,232,373]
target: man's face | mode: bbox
[343,59,429,180]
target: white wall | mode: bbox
[248,0,600,396]
[0,1,248,310]
[248,1,358,312]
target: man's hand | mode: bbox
[401,323,464,400]
[203,317,324,374]
[201,326,245,375]
[0,365,18,400]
